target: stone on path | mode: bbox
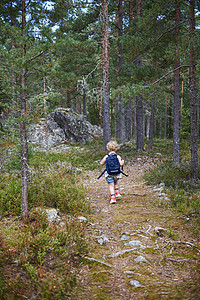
[134,255,149,263]
[129,280,141,287]
[124,240,142,247]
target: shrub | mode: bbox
[144,160,200,193]
[0,173,21,216]
[1,209,88,299]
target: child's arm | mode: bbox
[100,155,107,165]
[117,155,124,166]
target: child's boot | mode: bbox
[115,188,122,198]
[110,194,116,204]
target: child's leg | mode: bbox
[108,182,116,204]
[114,180,121,198]
[108,182,115,196]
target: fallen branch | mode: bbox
[84,256,113,268]
[96,270,113,275]
[108,248,138,258]
[167,258,190,262]
[159,238,199,251]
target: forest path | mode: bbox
[71,156,200,300]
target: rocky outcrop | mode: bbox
[28,108,103,147]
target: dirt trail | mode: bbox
[72,157,200,299]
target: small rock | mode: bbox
[123,270,134,274]
[120,235,130,241]
[129,280,141,287]
[97,234,109,245]
[77,216,87,222]
[45,208,60,223]
[124,240,142,247]
[134,255,149,263]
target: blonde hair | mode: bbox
[106,140,119,152]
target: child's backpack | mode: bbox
[106,153,121,176]
[97,153,128,179]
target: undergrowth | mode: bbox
[143,141,200,234]
[0,208,88,299]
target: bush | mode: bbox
[29,169,90,214]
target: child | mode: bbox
[100,140,124,204]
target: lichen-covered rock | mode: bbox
[27,108,103,147]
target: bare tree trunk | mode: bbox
[42,56,49,156]
[180,57,184,141]
[136,96,144,151]
[189,0,198,181]
[164,93,167,139]
[20,0,28,220]
[60,82,63,107]
[67,89,71,108]
[146,115,150,139]
[197,78,200,138]
[148,97,154,149]
[126,99,132,140]
[133,101,137,136]
[118,0,126,143]
[115,97,120,138]
[102,0,111,150]
[136,0,144,151]
[125,0,134,141]
[60,50,63,107]
[11,7,15,104]
[173,1,180,167]
[83,82,87,120]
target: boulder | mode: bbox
[28,108,103,147]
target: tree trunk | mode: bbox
[129,0,134,24]
[118,0,126,143]
[125,0,134,141]
[126,99,132,140]
[20,0,28,220]
[136,0,144,151]
[173,1,180,167]
[136,96,144,151]
[60,50,63,107]
[67,89,71,108]
[148,97,154,149]
[102,0,111,150]
[133,101,137,136]
[189,0,198,181]
[164,93,167,139]
[83,85,87,120]
[43,56,49,156]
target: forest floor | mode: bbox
[71,155,200,300]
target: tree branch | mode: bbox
[26,52,43,63]
[152,65,189,85]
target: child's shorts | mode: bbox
[106,175,119,184]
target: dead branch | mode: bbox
[152,65,189,85]
[167,258,190,262]
[159,238,199,251]
[85,256,113,268]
